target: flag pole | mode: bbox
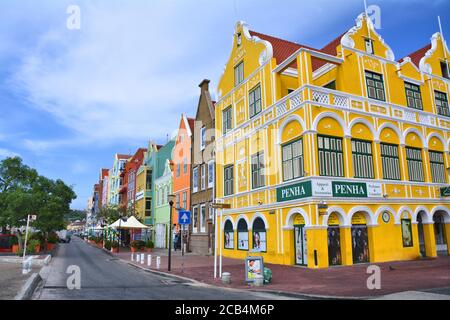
[438,16,450,75]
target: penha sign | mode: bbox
[277,179,382,202]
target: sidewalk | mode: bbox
[112,248,450,298]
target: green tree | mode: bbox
[0,157,76,244]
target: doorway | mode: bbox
[417,213,426,257]
[328,226,341,266]
[351,224,370,264]
[434,212,448,256]
[294,225,308,266]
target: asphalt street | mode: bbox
[34,237,293,300]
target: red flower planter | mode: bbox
[11,244,19,254]
[111,247,119,253]
[131,247,137,253]
[46,243,56,251]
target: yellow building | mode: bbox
[215,13,450,268]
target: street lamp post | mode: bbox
[168,194,176,272]
[117,216,127,253]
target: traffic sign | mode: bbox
[178,211,191,225]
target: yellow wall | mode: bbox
[215,14,450,268]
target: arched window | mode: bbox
[252,217,267,252]
[237,219,248,250]
[224,220,234,249]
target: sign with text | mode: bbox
[277,180,383,202]
[276,181,312,202]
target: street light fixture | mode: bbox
[168,194,176,272]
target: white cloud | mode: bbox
[9,0,360,149]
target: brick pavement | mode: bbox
[112,247,450,297]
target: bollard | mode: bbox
[156,256,161,270]
[147,254,152,267]
[221,272,231,284]
[253,275,264,287]
[131,253,134,261]
[136,253,141,263]
[140,253,144,265]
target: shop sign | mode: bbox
[277,180,383,202]
[332,181,367,198]
[277,181,312,202]
[440,186,450,197]
[327,213,340,226]
[135,191,144,201]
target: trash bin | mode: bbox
[263,267,272,284]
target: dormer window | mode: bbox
[441,61,450,79]
[365,38,374,54]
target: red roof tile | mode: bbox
[117,154,131,160]
[187,117,195,133]
[249,31,319,69]
[400,44,431,67]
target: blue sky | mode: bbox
[0,0,449,210]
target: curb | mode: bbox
[14,273,42,300]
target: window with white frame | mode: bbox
[352,139,374,179]
[251,152,265,189]
[222,106,233,134]
[429,150,446,183]
[182,191,187,210]
[208,161,214,189]
[183,157,187,174]
[282,139,304,181]
[406,147,424,182]
[193,167,198,193]
[200,127,206,150]
[200,204,206,233]
[318,135,344,177]
[249,85,262,118]
[192,206,199,233]
[224,165,234,196]
[365,71,385,101]
[234,61,244,87]
[201,164,206,190]
[380,143,401,180]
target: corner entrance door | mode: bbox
[328,226,342,266]
[294,225,308,266]
[351,225,370,264]
[417,214,426,257]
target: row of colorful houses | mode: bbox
[88,12,450,268]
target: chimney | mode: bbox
[199,79,210,91]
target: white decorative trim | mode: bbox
[397,206,414,223]
[323,206,350,227]
[285,208,311,227]
[312,111,350,136]
[277,114,306,144]
[348,117,379,141]
[235,214,250,229]
[403,127,428,148]
[427,132,448,152]
[250,212,269,230]
[221,215,235,230]
[377,122,405,145]
[374,206,397,224]
[348,206,376,226]
[341,13,395,61]
[419,33,449,74]
[414,206,431,224]
[431,205,450,223]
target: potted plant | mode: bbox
[9,236,19,253]
[104,240,112,250]
[111,241,119,253]
[145,240,154,253]
[131,240,140,253]
[28,239,41,254]
[46,234,58,251]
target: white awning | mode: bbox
[108,216,150,229]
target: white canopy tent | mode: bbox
[108,216,150,230]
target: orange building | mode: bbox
[172,114,195,248]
